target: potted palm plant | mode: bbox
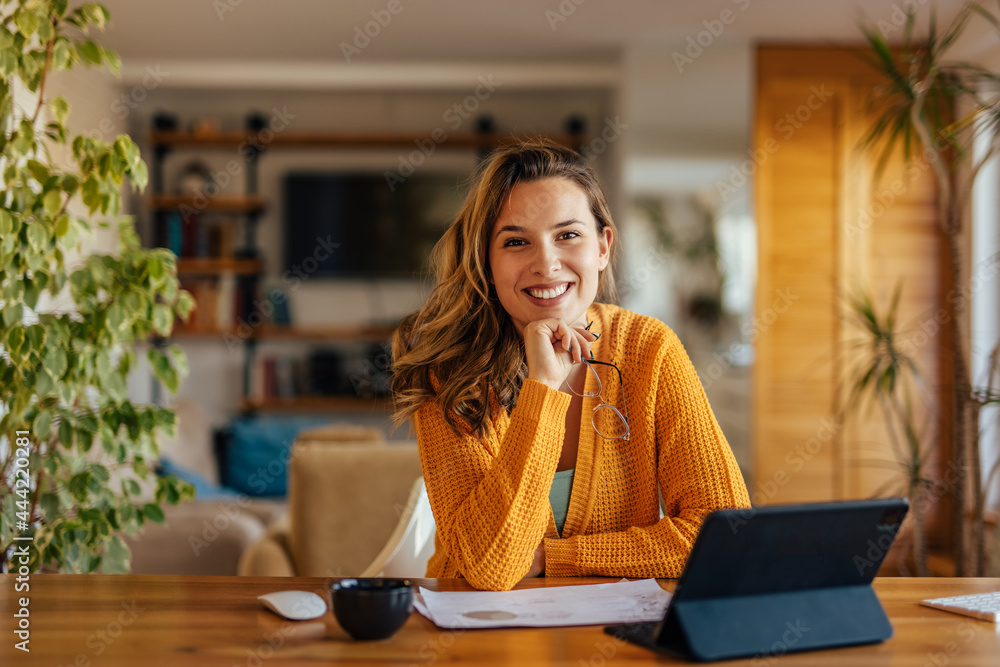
[0,0,194,573]
[841,286,937,576]
[859,1,1000,575]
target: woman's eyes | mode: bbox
[501,231,580,247]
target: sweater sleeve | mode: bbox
[544,333,750,578]
[415,379,570,591]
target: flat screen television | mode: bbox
[283,171,468,279]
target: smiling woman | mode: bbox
[489,178,612,337]
[391,139,750,591]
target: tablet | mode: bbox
[605,497,909,662]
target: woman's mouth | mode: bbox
[524,283,571,300]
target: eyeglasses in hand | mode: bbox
[567,359,630,441]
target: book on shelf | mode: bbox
[216,274,235,327]
[201,216,237,258]
[211,216,236,257]
[262,357,277,399]
[195,223,210,258]
[173,275,244,333]
[274,357,296,398]
[181,211,199,258]
[265,287,292,326]
[166,212,183,256]
[249,354,266,403]
[166,212,238,260]
[251,354,305,401]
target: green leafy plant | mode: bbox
[0,0,194,573]
[842,286,936,576]
[859,0,1000,575]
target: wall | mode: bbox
[55,53,758,478]
[42,67,127,282]
[618,43,755,479]
[972,80,1000,512]
[754,47,948,517]
[126,84,616,428]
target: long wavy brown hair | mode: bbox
[391,138,620,435]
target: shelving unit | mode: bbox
[240,395,392,414]
[176,257,264,275]
[169,323,396,342]
[149,130,584,150]
[148,114,586,414]
[151,194,266,212]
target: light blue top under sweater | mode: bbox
[549,468,575,537]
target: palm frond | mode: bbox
[969,0,1000,33]
[939,4,977,54]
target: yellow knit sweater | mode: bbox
[414,303,750,591]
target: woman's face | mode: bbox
[488,177,612,335]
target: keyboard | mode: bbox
[921,591,1000,622]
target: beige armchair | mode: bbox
[238,440,424,577]
[126,404,386,576]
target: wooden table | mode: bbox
[1,575,998,665]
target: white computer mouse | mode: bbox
[258,590,328,621]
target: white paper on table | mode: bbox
[414,578,672,629]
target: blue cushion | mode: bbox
[157,457,242,501]
[224,416,333,497]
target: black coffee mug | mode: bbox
[329,578,414,641]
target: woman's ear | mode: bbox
[597,225,613,271]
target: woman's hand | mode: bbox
[521,541,546,581]
[523,318,597,392]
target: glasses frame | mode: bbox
[568,359,630,441]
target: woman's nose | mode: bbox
[531,242,561,275]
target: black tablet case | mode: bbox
[606,498,908,662]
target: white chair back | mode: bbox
[360,477,436,578]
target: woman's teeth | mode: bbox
[526,284,569,299]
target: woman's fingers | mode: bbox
[523,318,600,389]
[552,321,597,364]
